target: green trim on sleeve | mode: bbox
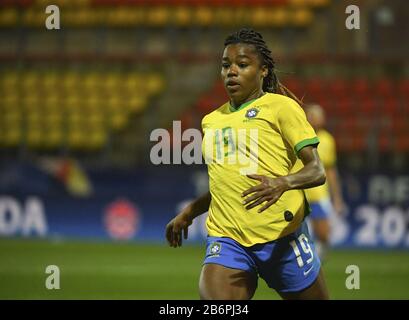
[294,137,320,157]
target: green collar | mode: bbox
[229,98,257,112]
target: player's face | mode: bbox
[221,43,267,107]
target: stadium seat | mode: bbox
[351,78,370,98]
[195,6,214,27]
[373,78,393,98]
[382,97,400,116]
[395,136,409,152]
[0,8,18,27]
[328,79,348,98]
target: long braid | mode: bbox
[224,28,303,105]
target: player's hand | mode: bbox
[242,174,289,213]
[333,198,346,216]
[165,212,193,248]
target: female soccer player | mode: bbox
[165,28,329,300]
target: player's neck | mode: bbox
[230,91,265,110]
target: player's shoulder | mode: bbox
[261,93,303,113]
[201,101,230,126]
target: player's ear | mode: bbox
[261,65,268,78]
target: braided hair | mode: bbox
[224,28,302,105]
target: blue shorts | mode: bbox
[203,222,321,293]
[309,198,334,220]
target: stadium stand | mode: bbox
[0,68,165,151]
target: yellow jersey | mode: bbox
[201,93,319,246]
[303,129,336,202]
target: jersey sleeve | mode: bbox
[321,133,337,167]
[277,98,319,157]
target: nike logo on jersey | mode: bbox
[303,266,314,276]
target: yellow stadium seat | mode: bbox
[2,128,22,147]
[0,9,18,27]
[85,94,104,111]
[250,7,270,28]
[21,94,40,110]
[214,8,236,27]
[43,111,64,129]
[270,8,289,27]
[44,93,61,109]
[21,71,40,91]
[43,127,64,149]
[65,95,82,111]
[146,74,165,95]
[289,0,308,6]
[63,72,80,90]
[67,111,83,128]
[26,111,43,127]
[83,72,100,90]
[67,130,84,149]
[103,73,121,91]
[308,0,330,8]
[26,128,43,148]
[22,9,43,27]
[35,0,84,8]
[147,7,170,27]
[195,6,214,27]
[128,96,147,113]
[125,73,143,91]
[4,108,21,121]
[292,8,313,26]
[2,72,19,90]
[109,111,128,131]
[106,94,124,111]
[2,94,19,109]
[42,72,59,91]
[173,7,191,27]
[86,130,107,150]
[88,113,105,128]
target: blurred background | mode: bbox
[0,0,408,299]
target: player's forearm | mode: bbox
[326,167,343,202]
[181,191,211,220]
[283,160,326,191]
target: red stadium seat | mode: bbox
[334,98,353,116]
[212,80,228,99]
[378,134,392,153]
[305,77,324,97]
[398,79,409,96]
[382,97,400,116]
[358,97,377,115]
[351,78,370,98]
[373,78,393,98]
[328,79,348,98]
[395,136,409,152]
[282,77,304,98]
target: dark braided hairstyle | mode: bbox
[224,28,302,105]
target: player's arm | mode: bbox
[242,146,326,213]
[165,191,211,247]
[326,166,345,215]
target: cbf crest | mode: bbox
[209,242,222,256]
[245,107,259,119]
